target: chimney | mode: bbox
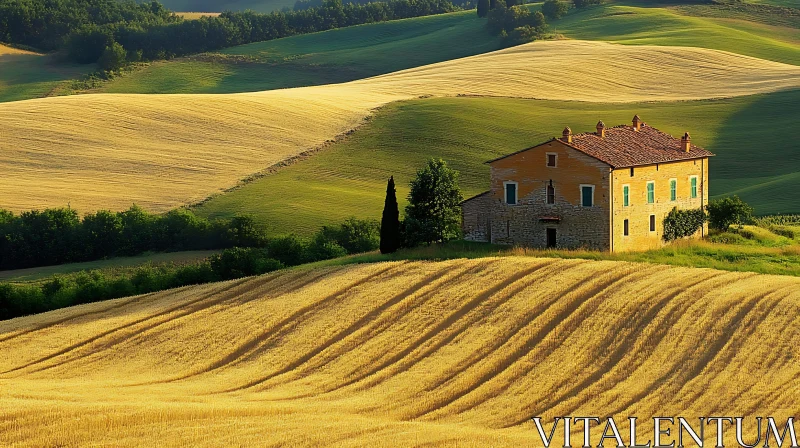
[632,114,642,131]
[561,126,572,143]
[596,120,606,138]
[681,132,691,152]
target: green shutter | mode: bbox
[670,180,677,201]
[647,182,654,204]
[623,186,629,207]
[691,177,698,198]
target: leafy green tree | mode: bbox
[98,41,127,71]
[380,176,401,254]
[662,207,707,242]
[477,0,490,17]
[404,159,463,246]
[542,0,568,19]
[226,215,268,248]
[82,210,123,259]
[707,196,754,231]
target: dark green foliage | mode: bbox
[572,0,602,8]
[0,205,267,271]
[209,247,283,280]
[505,0,517,7]
[707,195,754,231]
[477,0,489,17]
[541,0,568,19]
[98,41,127,71]
[487,3,546,40]
[380,176,401,254]
[404,159,463,246]
[1,0,460,67]
[0,215,380,321]
[662,207,708,242]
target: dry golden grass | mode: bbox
[1,257,799,446]
[0,43,38,55]
[2,40,799,213]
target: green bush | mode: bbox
[209,247,283,280]
[707,196,754,231]
[709,232,751,245]
[98,41,128,72]
[662,207,708,242]
[541,0,569,19]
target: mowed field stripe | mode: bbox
[1,258,800,446]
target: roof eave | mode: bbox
[484,138,558,164]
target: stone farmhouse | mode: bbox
[461,116,714,252]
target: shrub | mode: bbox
[541,0,568,19]
[210,247,283,280]
[98,41,128,72]
[404,159,463,246]
[662,207,707,242]
[707,196,754,231]
[488,4,546,38]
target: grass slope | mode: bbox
[98,12,503,94]
[4,40,794,214]
[1,258,799,446]
[552,3,800,65]
[0,44,89,103]
[195,91,800,235]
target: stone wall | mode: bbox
[487,140,611,250]
[462,191,491,242]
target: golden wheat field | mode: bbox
[0,44,37,55]
[1,257,799,446]
[2,40,800,213]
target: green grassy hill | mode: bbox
[90,2,800,95]
[195,90,800,235]
[97,12,502,95]
[0,48,90,103]
[551,2,800,65]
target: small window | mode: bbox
[546,153,557,167]
[505,182,517,205]
[647,181,655,204]
[649,214,656,232]
[623,219,629,236]
[690,176,698,199]
[623,185,630,207]
[630,167,635,177]
[580,185,594,207]
[546,184,555,205]
[670,179,677,201]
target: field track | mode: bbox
[2,40,800,213]
[1,257,799,446]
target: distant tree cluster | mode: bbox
[485,0,547,45]
[380,158,463,253]
[0,205,381,271]
[0,0,460,67]
[541,0,569,19]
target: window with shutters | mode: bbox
[690,176,698,198]
[670,179,677,201]
[623,185,630,207]
[647,181,655,204]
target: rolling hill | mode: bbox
[195,90,800,235]
[1,257,799,446]
[89,3,800,97]
[0,44,90,103]
[1,40,797,214]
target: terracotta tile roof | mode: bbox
[487,123,714,167]
[564,124,714,168]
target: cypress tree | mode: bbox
[380,176,401,254]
